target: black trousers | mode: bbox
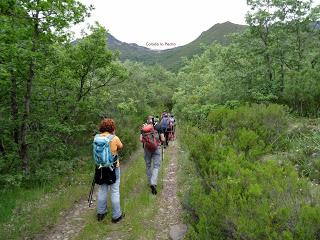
[164,131,169,146]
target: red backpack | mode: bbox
[141,124,160,152]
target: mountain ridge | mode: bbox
[107,21,248,70]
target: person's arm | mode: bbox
[160,133,165,143]
[156,124,165,143]
[115,137,123,151]
[139,134,143,142]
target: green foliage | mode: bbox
[0,0,177,188]
[172,0,320,116]
[283,69,320,116]
[0,157,92,239]
[179,105,320,239]
[285,120,320,182]
[0,4,177,237]
[0,0,94,185]
[172,3,320,237]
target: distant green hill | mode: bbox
[107,21,247,71]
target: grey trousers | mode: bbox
[144,147,161,186]
[97,167,122,219]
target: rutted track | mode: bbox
[36,149,142,240]
[35,141,186,240]
[154,141,186,240]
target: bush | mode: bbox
[206,104,289,151]
[285,120,320,182]
[0,173,23,188]
[180,104,320,239]
[207,107,232,132]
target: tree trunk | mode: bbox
[260,23,274,93]
[295,21,304,71]
[0,139,6,157]
[10,73,19,144]
[20,12,39,175]
[20,61,34,175]
[279,49,285,97]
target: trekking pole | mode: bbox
[161,143,164,183]
[88,173,95,207]
[162,143,164,161]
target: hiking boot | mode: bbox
[97,213,105,221]
[112,213,125,223]
[150,185,157,195]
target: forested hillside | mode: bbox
[107,21,247,71]
[1,0,320,239]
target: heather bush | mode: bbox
[180,105,320,239]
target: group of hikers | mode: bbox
[89,112,176,223]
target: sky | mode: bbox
[71,0,319,50]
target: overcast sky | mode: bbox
[71,0,320,50]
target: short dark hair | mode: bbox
[99,118,116,133]
[147,115,154,124]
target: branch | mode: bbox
[77,56,94,101]
[81,71,126,100]
[81,73,115,99]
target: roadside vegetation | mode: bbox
[173,0,320,238]
[177,105,320,239]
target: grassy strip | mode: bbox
[76,147,170,240]
[0,158,92,239]
[175,136,200,237]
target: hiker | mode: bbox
[93,118,124,223]
[140,115,165,195]
[168,114,176,140]
[154,116,160,125]
[160,112,170,147]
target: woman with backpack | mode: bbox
[94,118,124,223]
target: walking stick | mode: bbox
[88,173,95,207]
[162,143,164,161]
[161,143,164,183]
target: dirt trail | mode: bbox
[37,197,92,240]
[37,149,142,240]
[101,140,186,240]
[154,141,186,240]
[37,141,185,240]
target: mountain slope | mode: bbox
[107,34,158,62]
[107,21,247,71]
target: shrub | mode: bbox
[180,104,320,239]
[286,123,320,182]
[206,104,289,154]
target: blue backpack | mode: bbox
[93,134,115,168]
[161,117,169,130]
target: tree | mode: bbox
[0,0,90,174]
